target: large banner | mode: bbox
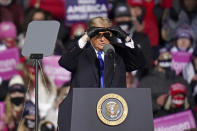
[171,52,192,75]
[0,48,19,80]
[154,110,196,131]
[42,56,71,87]
[65,0,108,25]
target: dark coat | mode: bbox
[59,39,146,88]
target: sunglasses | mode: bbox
[95,32,111,39]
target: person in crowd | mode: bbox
[17,8,48,49]
[0,21,18,104]
[58,16,145,88]
[18,7,66,55]
[160,24,195,76]
[112,2,153,79]
[170,24,194,53]
[138,51,193,116]
[127,0,159,48]
[154,83,192,118]
[28,0,65,20]
[0,0,25,33]
[61,22,87,51]
[17,100,37,131]
[183,47,197,105]
[69,23,87,40]
[162,0,197,43]
[161,2,181,43]
[18,60,57,119]
[177,0,197,41]
[153,0,173,31]
[3,75,26,131]
[0,21,17,51]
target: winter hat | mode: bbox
[8,75,26,93]
[23,100,37,117]
[170,83,186,96]
[0,22,17,40]
[9,75,24,87]
[114,3,131,18]
[70,23,87,38]
[175,24,194,42]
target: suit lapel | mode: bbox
[85,45,100,83]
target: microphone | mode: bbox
[103,44,115,57]
[103,44,116,72]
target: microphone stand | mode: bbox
[30,53,43,131]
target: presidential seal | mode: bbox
[97,93,128,126]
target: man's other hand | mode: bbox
[107,26,128,41]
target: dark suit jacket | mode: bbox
[59,39,146,88]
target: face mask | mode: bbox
[0,0,12,6]
[10,97,25,106]
[172,96,185,108]
[117,21,133,33]
[158,59,172,69]
[24,118,35,129]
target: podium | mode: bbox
[58,88,154,131]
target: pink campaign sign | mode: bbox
[0,48,19,80]
[154,110,196,131]
[42,55,71,87]
[171,52,192,75]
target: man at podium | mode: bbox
[59,16,145,88]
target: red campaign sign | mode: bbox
[0,48,19,80]
[42,55,71,87]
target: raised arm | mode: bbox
[108,26,146,71]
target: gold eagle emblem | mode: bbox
[97,93,128,126]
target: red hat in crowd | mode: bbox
[127,0,145,7]
[70,23,87,38]
[160,0,173,9]
[170,83,186,96]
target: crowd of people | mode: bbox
[0,0,197,130]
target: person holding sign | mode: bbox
[59,16,145,88]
